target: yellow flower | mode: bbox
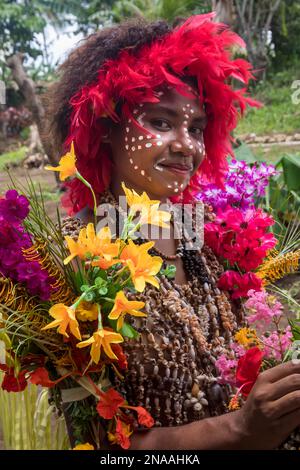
[75,299,99,322]
[76,328,123,364]
[235,327,260,349]
[45,142,77,181]
[121,182,160,214]
[41,303,81,340]
[64,224,120,266]
[73,442,94,450]
[139,203,171,229]
[120,240,162,292]
[108,290,146,330]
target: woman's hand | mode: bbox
[235,360,300,449]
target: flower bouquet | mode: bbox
[201,159,300,449]
[0,143,172,450]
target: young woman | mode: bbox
[46,14,300,450]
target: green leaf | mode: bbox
[84,292,95,302]
[233,141,257,163]
[279,154,300,191]
[98,287,108,296]
[94,276,106,287]
[160,264,176,279]
[120,322,139,339]
[80,284,90,292]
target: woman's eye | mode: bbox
[190,127,203,136]
[150,119,170,130]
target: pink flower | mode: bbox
[245,290,283,328]
[215,354,238,386]
[262,327,292,361]
[218,271,262,299]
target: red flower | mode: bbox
[236,347,263,397]
[96,388,125,419]
[133,406,154,428]
[0,366,28,392]
[218,271,262,299]
[110,418,133,449]
[205,207,276,271]
[29,367,57,388]
[111,344,128,370]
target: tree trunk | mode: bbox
[6,53,59,176]
[212,0,235,26]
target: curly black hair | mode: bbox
[43,17,187,160]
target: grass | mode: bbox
[236,68,300,137]
[0,146,27,170]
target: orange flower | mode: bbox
[108,291,146,330]
[45,142,77,181]
[73,443,94,450]
[76,328,123,364]
[120,240,162,292]
[41,303,81,340]
[107,418,133,450]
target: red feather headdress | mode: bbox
[62,13,259,214]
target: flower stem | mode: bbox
[76,171,98,227]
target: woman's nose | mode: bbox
[170,130,196,157]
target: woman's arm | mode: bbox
[130,361,300,450]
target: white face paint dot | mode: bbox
[129,158,133,164]
[174,181,178,186]
[186,104,190,108]
[146,135,151,139]
[182,107,186,112]
[180,184,184,188]
[145,142,152,148]
[156,134,161,138]
[184,114,189,119]
[138,145,142,150]
[134,165,138,170]
[148,176,152,181]
[139,104,143,107]
[126,127,129,133]
[131,137,136,142]
[133,109,138,114]
[167,185,172,188]
[128,119,132,123]
[141,170,145,176]
[190,109,194,114]
[156,141,163,146]
[174,188,179,192]
[183,121,188,126]
[138,136,143,141]
[125,145,129,150]
[125,136,128,142]
[131,146,136,151]
[189,145,194,149]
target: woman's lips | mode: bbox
[155,163,193,175]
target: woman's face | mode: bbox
[108,86,207,200]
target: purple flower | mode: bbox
[198,160,278,211]
[0,190,30,224]
[17,261,53,301]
